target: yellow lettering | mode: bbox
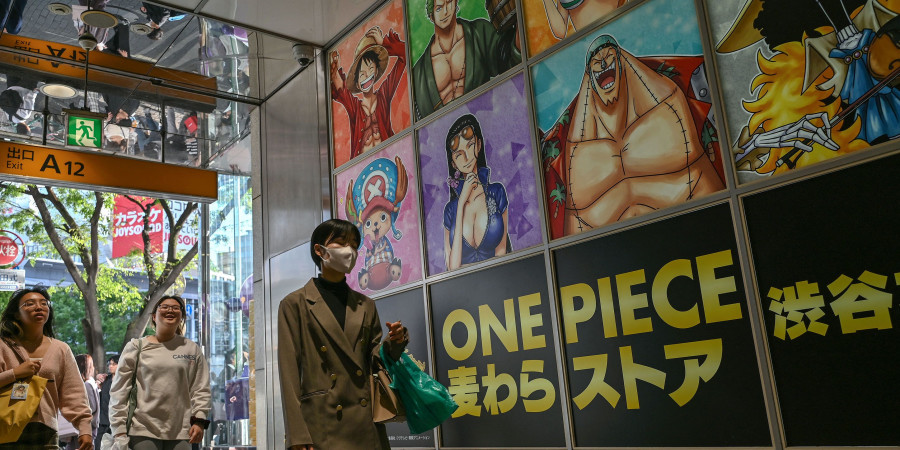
[518,293,546,351]
[479,299,518,357]
[597,277,618,338]
[560,283,596,344]
[696,250,742,323]
[652,259,700,329]
[616,270,652,336]
[443,309,477,361]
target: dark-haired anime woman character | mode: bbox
[443,113,511,270]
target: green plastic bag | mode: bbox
[380,346,458,434]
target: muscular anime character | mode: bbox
[541,0,628,40]
[412,0,521,119]
[541,34,725,239]
[331,26,407,159]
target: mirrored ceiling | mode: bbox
[1,0,307,101]
[0,48,254,174]
[152,0,381,47]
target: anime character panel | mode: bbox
[523,0,631,57]
[335,136,424,293]
[708,0,900,184]
[330,0,411,168]
[531,0,726,240]
[418,73,543,275]
[406,0,523,121]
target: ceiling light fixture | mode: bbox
[80,9,118,29]
[130,23,152,35]
[78,32,98,52]
[39,83,78,99]
[78,32,96,110]
[47,3,72,15]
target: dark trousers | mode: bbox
[0,422,58,450]
[95,424,111,450]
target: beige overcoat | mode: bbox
[277,278,406,449]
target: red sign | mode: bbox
[0,230,25,267]
[112,196,163,258]
[111,196,199,259]
[0,235,20,266]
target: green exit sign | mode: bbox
[65,110,105,148]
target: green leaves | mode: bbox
[701,122,719,149]
[542,139,560,161]
[655,62,680,79]
[550,183,566,205]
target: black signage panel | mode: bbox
[555,203,771,447]
[744,154,900,446]
[375,289,435,447]
[430,256,566,447]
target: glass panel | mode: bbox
[155,17,261,100]
[13,0,196,64]
[206,174,253,448]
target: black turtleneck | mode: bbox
[314,276,350,329]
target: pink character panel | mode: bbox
[335,136,423,293]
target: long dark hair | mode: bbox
[445,114,487,202]
[75,354,93,381]
[443,114,513,254]
[150,295,186,335]
[0,287,55,344]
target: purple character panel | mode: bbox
[336,136,424,292]
[418,73,543,275]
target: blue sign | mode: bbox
[185,304,194,317]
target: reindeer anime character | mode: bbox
[345,156,409,291]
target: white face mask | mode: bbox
[318,244,358,274]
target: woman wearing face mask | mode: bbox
[108,295,211,450]
[277,219,408,450]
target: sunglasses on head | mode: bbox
[450,126,476,151]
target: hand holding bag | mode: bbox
[0,340,48,444]
[0,374,48,443]
[379,346,458,435]
[371,353,405,423]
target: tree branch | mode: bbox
[160,200,198,263]
[43,187,92,272]
[124,196,158,279]
[87,192,103,281]
[25,185,89,293]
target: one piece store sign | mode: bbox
[431,256,565,448]
[555,204,771,447]
[111,195,198,258]
[744,154,900,446]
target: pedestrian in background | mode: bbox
[94,354,118,449]
[67,354,99,449]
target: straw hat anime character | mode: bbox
[345,156,409,291]
[331,26,408,160]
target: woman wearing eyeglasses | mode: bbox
[0,287,94,449]
[108,295,211,450]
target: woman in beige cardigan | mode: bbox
[0,287,93,449]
